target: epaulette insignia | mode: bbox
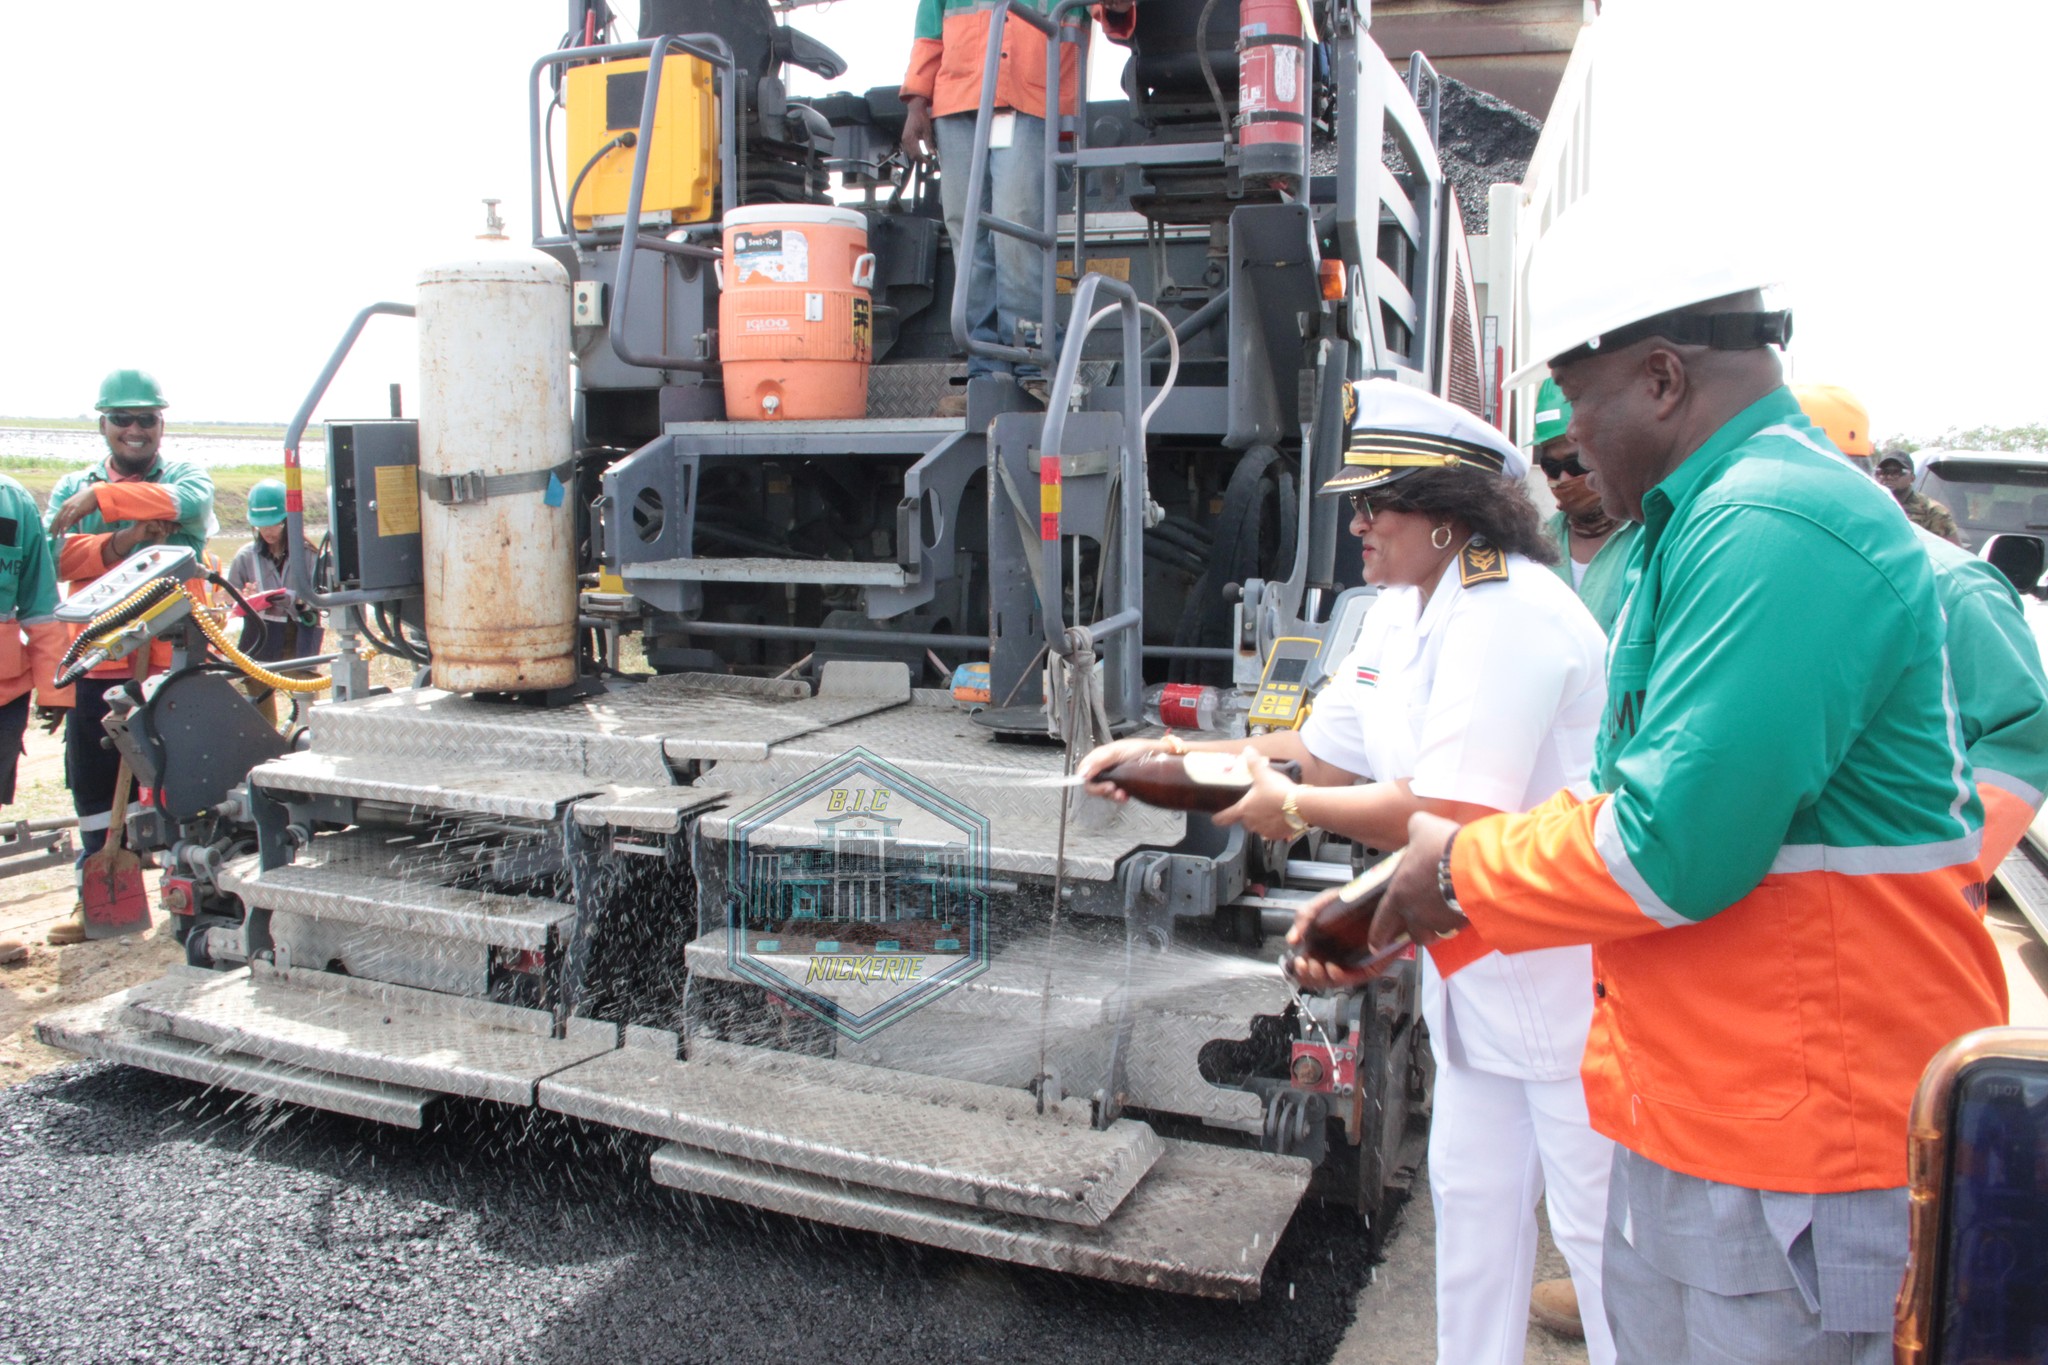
[1458,538,1508,587]
[1341,381,1358,428]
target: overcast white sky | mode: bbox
[0,0,2038,442]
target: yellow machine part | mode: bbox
[564,55,718,229]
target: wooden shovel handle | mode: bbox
[98,649,151,858]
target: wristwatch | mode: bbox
[1280,789,1310,839]
[1436,828,1465,939]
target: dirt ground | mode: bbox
[0,723,181,1087]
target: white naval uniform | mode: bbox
[1302,552,1618,1365]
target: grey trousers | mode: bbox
[1603,1148,1904,1365]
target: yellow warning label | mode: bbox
[1055,257,1131,295]
[374,463,421,538]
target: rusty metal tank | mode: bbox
[415,252,578,692]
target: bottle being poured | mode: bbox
[1078,750,1304,813]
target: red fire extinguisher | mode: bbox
[1237,0,1309,190]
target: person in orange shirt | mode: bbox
[899,0,1135,414]
[40,369,215,945]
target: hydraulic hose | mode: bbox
[182,587,330,694]
[565,131,637,239]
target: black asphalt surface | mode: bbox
[0,1063,1382,1365]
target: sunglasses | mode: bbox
[1348,492,1414,521]
[104,412,161,430]
[1538,454,1586,479]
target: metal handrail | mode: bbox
[280,302,416,610]
[527,34,739,374]
[1035,272,1148,679]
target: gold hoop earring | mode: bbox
[1431,524,1452,550]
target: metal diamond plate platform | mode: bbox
[36,979,437,1128]
[115,965,618,1106]
[685,929,1277,1131]
[649,1134,1310,1300]
[1997,840,2048,946]
[572,786,727,833]
[218,833,575,950]
[250,752,605,822]
[540,1040,1161,1225]
[868,362,966,419]
[699,698,1183,880]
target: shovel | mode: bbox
[80,655,151,939]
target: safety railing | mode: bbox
[527,34,739,373]
[279,302,416,611]
[951,0,1229,374]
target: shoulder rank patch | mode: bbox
[1458,538,1508,587]
[1341,380,1358,428]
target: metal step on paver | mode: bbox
[648,1134,1312,1300]
[113,962,619,1106]
[248,750,606,822]
[539,1038,1162,1227]
[622,556,914,587]
[36,973,438,1128]
[217,832,576,950]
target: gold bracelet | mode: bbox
[1160,732,1190,755]
[1280,789,1310,838]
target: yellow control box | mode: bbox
[563,55,718,229]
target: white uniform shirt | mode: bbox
[1301,553,1608,1080]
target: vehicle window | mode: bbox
[1921,462,2048,548]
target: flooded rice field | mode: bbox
[0,425,318,470]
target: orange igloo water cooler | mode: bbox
[717,204,875,420]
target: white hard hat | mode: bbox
[1318,377,1528,494]
[1509,192,1790,388]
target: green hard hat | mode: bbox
[1532,377,1571,447]
[95,368,168,411]
[247,479,288,527]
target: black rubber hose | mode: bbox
[205,570,269,661]
[566,131,637,240]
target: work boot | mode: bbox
[46,909,87,947]
[0,938,27,965]
[1529,1277,1584,1340]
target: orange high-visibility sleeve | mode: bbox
[902,37,942,102]
[1424,923,1494,977]
[92,482,180,523]
[1452,790,1668,952]
[1978,782,2039,873]
[24,619,71,709]
[58,534,112,581]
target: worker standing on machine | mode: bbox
[1794,386,2048,879]
[1534,377,1640,636]
[898,0,1136,416]
[1080,381,1618,1365]
[226,478,323,725]
[40,369,215,946]
[0,473,70,964]
[1326,201,2008,1363]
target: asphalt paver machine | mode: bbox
[43,0,1503,1297]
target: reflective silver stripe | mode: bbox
[1593,799,1690,927]
[1973,768,2044,808]
[1766,830,1983,877]
[1756,422,1851,467]
[76,811,113,833]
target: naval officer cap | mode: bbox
[1317,378,1528,496]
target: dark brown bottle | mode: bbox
[1283,849,1408,975]
[1094,752,1303,812]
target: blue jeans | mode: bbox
[934,110,1046,381]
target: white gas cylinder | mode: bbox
[416,252,578,692]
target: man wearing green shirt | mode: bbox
[1533,377,1641,635]
[1302,201,2008,1362]
[41,369,215,945]
[0,474,69,963]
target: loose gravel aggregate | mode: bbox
[0,1063,1384,1365]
